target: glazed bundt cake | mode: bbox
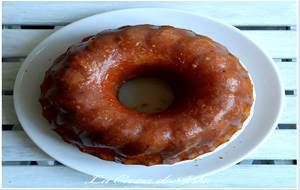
[39,24,254,166]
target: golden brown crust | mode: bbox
[39,24,254,166]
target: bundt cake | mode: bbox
[39,24,254,166]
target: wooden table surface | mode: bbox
[2,1,297,188]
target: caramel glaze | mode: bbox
[39,25,254,166]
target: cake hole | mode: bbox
[118,77,174,113]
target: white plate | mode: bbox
[14,8,284,183]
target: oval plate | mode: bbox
[14,8,284,183]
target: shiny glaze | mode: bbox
[39,25,254,166]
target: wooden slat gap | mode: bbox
[2,57,26,62]
[2,125,14,130]
[2,91,14,95]
[281,58,296,62]
[2,159,297,166]
[20,25,55,30]
[252,160,297,165]
[277,124,297,129]
[285,90,296,96]
[235,26,292,30]
[237,159,297,165]
[272,58,298,62]
[6,25,295,30]
[3,25,65,28]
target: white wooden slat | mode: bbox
[2,29,297,58]
[2,62,22,91]
[281,97,298,124]
[2,29,54,57]
[276,61,297,90]
[2,130,54,161]
[2,129,296,161]
[246,130,296,160]
[242,30,297,59]
[2,165,297,188]
[4,95,297,125]
[2,60,297,91]
[2,96,19,125]
[2,1,297,26]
